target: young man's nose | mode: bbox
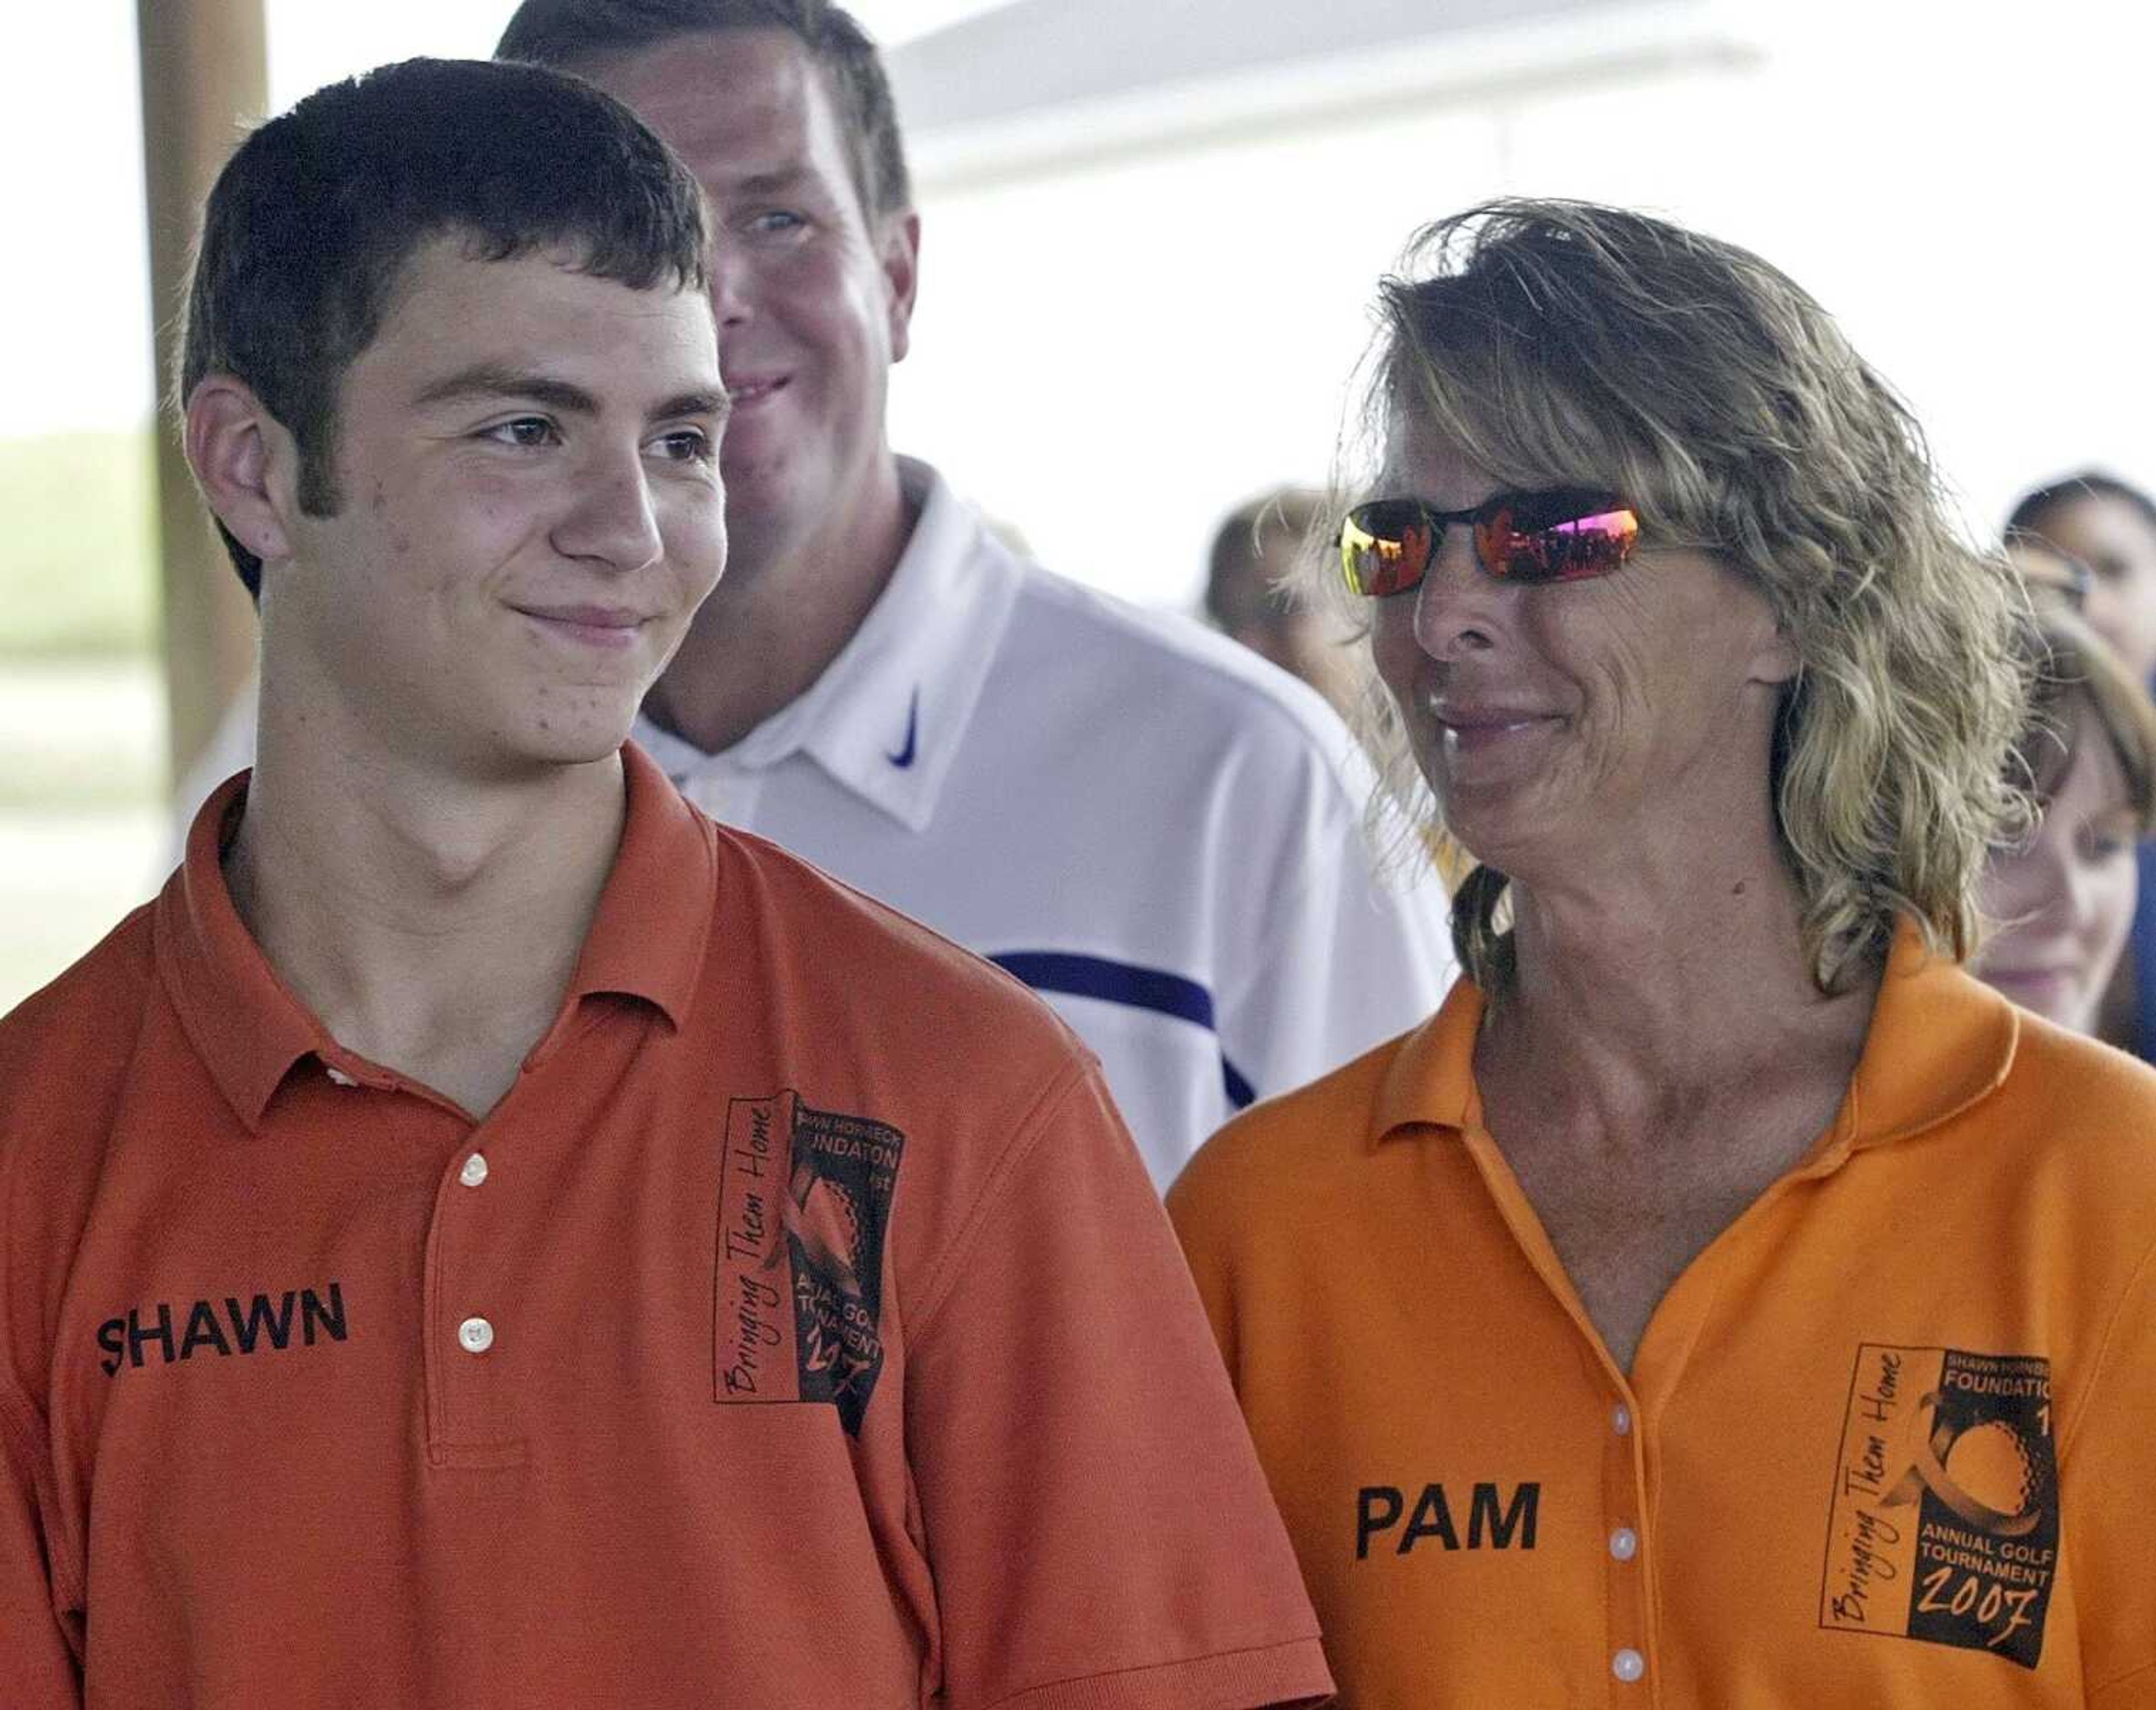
[554,455,664,573]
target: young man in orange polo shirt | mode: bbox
[0,58,1329,1709]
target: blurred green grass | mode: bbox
[0,427,159,659]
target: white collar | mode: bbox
[636,458,1026,833]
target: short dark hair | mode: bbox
[1205,487,1323,633]
[179,56,710,598]
[496,0,912,223]
[2006,470,2156,543]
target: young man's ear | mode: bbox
[880,211,921,364]
[183,377,301,569]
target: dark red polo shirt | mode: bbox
[0,744,1330,1708]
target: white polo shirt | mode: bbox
[634,459,1454,1182]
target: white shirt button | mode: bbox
[458,1153,490,1188]
[1613,1403,1633,1436]
[457,1316,494,1355]
[1610,1526,1639,1562]
[1612,1648,1646,1683]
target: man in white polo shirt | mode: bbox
[182,0,1452,1183]
[505,0,1452,1186]
[628,451,1446,1179]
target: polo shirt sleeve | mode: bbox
[901,1058,1332,1710]
[2067,1241,2156,1706]
[0,1381,80,1705]
[1213,753,1451,1114]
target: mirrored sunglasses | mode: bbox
[1340,488,1641,597]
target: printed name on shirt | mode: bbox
[1820,1343,2058,1669]
[1355,1481,1541,1558]
[714,1090,905,1436]
[95,1283,350,1375]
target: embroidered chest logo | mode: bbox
[714,1091,905,1435]
[96,1283,350,1375]
[1820,1344,2058,1668]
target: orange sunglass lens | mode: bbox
[1476,505,1638,581]
[1342,506,1433,596]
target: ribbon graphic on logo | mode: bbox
[1880,1394,2048,1538]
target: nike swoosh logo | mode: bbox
[885,688,920,768]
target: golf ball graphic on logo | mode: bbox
[1943,1419,2047,1526]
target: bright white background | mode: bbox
[893,0,2156,599]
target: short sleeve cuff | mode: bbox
[982,1635,1334,1710]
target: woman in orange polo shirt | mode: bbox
[1171,199,2156,1706]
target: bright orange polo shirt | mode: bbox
[1169,930,2156,1707]
[0,743,1331,1710]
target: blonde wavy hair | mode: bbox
[1311,199,2030,995]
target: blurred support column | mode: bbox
[137,0,266,793]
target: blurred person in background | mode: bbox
[2006,529,2092,611]
[494,0,1451,1188]
[1204,486,1360,719]
[1971,602,2156,1033]
[2008,472,2156,1060]
[1170,198,2156,1704]
[0,56,1333,1709]
[2009,473,2156,689]
[165,0,1452,1186]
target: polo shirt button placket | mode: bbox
[450,1151,493,1375]
[427,1115,526,1458]
[1605,1393,1650,1696]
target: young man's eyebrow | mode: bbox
[653,389,732,425]
[412,365,601,414]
